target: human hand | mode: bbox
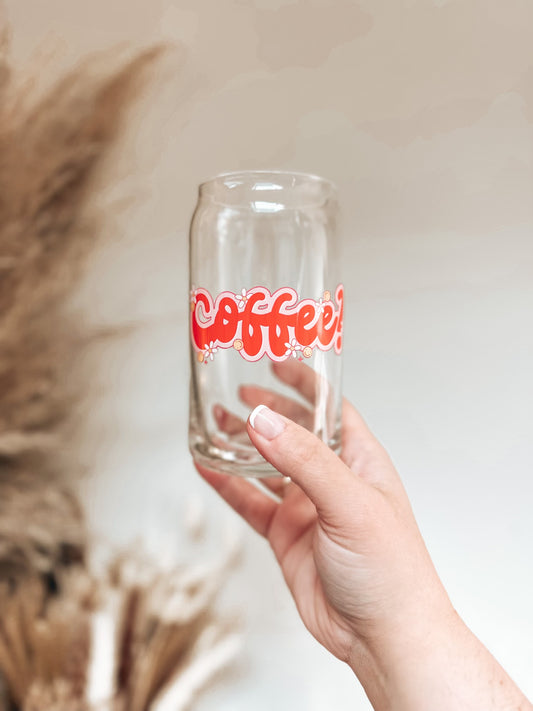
[196,361,532,711]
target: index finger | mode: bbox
[271,359,327,405]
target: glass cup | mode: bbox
[188,170,343,477]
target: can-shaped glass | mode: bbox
[189,170,343,477]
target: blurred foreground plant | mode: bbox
[0,16,238,710]
[0,550,239,711]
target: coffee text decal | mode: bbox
[190,284,343,363]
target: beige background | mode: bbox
[4,1,533,708]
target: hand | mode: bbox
[196,361,532,711]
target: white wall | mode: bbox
[5,1,533,708]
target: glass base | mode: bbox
[190,432,342,479]
[190,439,283,478]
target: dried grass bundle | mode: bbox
[0,550,239,711]
[0,19,239,711]
[0,18,162,582]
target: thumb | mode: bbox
[247,405,366,524]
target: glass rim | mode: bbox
[198,169,337,209]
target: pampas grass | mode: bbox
[0,20,162,582]
[0,550,239,711]
[0,16,239,710]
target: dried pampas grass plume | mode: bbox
[0,548,240,711]
[0,21,240,711]
[0,22,163,582]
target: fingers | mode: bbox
[271,359,324,405]
[213,383,399,498]
[251,475,292,503]
[340,399,405,492]
[213,377,314,440]
[196,464,278,538]
[239,384,313,429]
[213,404,247,436]
[247,405,366,526]
[214,360,328,441]
[340,398,378,465]
[341,398,375,440]
[271,360,336,436]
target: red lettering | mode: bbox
[295,302,317,346]
[267,292,296,358]
[241,292,267,358]
[190,285,344,363]
[214,296,239,344]
[317,303,338,346]
[334,284,344,354]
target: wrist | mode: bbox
[348,604,531,711]
[347,595,460,710]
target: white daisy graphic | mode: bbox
[203,341,218,362]
[285,338,302,359]
[236,288,249,309]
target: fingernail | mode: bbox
[249,405,286,440]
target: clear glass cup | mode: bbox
[188,170,343,477]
